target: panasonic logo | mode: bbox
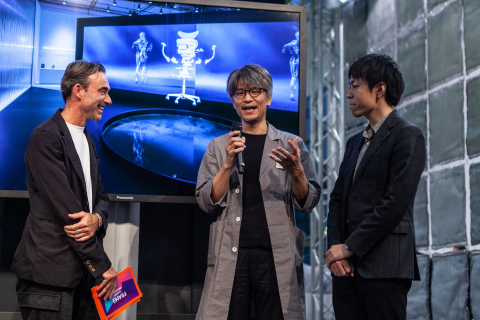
[116,196,134,200]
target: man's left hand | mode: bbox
[325,244,354,267]
[97,267,118,301]
[64,211,99,242]
[328,259,354,277]
[269,137,309,202]
[269,137,304,178]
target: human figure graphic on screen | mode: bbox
[325,54,426,320]
[133,121,145,166]
[195,64,321,320]
[161,30,216,105]
[282,31,299,101]
[132,32,153,84]
[12,60,118,319]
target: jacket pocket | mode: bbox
[207,221,222,266]
[17,292,60,311]
[289,224,306,259]
[289,224,306,282]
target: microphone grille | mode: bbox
[232,121,242,131]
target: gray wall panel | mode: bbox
[464,0,480,71]
[397,0,423,29]
[343,14,368,131]
[376,43,393,58]
[407,254,430,320]
[366,0,394,48]
[471,252,480,319]
[431,252,469,320]
[430,167,466,247]
[429,82,464,166]
[427,1,462,87]
[466,76,480,157]
[470,164,480,245]
[413,177,428,248]
[427,0,445,11]
[343,13,368,66]
[398,27,426,97]
[399,100,427,140]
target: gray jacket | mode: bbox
[195,124,321,320]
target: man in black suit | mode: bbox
[325,54,426,320]
[12,60,117,319]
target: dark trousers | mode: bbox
[332,271,412,320]
[16,271,100,320]
[227,247,284,320]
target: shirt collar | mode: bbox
[363,110,393,140]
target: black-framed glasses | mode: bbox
[233,87,265,99]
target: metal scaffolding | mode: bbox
[306,0,345,318]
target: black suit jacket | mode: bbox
[12,109,111,288]
[327,110,426,280]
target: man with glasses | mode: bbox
[195,64,321,320]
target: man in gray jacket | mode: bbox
[195,64,321,320]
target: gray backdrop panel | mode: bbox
[431,252,469,320]
[407,254,430,320]
[470,251,480,319]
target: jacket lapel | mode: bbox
[86,130,97,203]
[259,123,280,179]
[344,133,364,193]
[350,110,399,189]
[53,110,87,193]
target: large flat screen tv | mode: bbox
[0,0,306,202]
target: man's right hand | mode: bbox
[210,131,246,203]
[328,259,354,277]
[224,130,246,170]
[64,211,98,242]
[97,267,118,301]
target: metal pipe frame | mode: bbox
[307,0,344,318]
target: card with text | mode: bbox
[91,266,142,320]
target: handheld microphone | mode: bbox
[231,122,245,174]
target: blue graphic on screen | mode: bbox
[0,9,303,198]
[82,21,299,111]
[161,30,216,105]
[132,32,153,84]
[101,112,230,184]
[282,31,299,102]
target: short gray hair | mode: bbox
[226,64,273,99]
[61,60,106,102]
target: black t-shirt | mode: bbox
[238,133,272,249]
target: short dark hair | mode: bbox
[348,54,405,106]
[227,64,273,99]
[61,60,106,102]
